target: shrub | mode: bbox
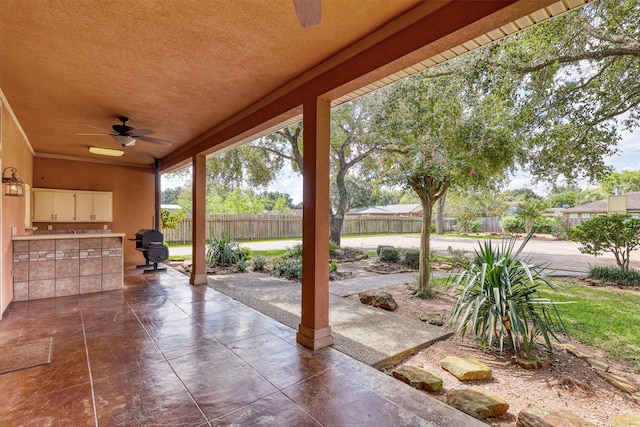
[284,243,303,259]
[550,218,571,240]
[338,246,365,259]
[533,216,554,234]
[329,260,338,273]
[379,247,400,263]
[236,259,247,273]
[430,223,436,233]
[447,245,470,266]
[273,258,302,280]
[252,256,268,272]
[449,233,567,359]
[453,219,482,234]
[206,233,248,267]
[329,242,340,258]
[588,266,640,286]
[499,216,524,233]
[377,245,394,256]
[401,249,420,269]
[572,214,640,271]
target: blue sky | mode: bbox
[162,127,638,204]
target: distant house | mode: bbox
[161,203,183,214]
[346,203,422,217]
[564,192,640,224]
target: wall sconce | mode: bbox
[2,167,25,197]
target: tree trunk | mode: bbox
[436,193,447,234]
[417,201,434,296]
[329,168,349,246]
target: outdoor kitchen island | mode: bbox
[11,233,125,302]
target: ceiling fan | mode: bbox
[292,0,321,27]
[76,116,172,147]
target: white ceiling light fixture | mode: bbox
[111,134,136,146]
[89,146,125,157]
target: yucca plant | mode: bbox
[206,233,248,267]
[449,233,567,360]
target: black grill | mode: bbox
[131,229,168,272]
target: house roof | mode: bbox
[566,192,640,213]
[0,0,591,172]
[347,203,422,215]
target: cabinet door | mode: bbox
[54,191,76,222]
[92,193,112,222]
[32,190,56,221]
[75,192,94,222]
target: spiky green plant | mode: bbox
[206,233,248,267]
[449,233,568,359]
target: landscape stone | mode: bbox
[516,357,550,370]
[564,344,591,359]
[585,357,609,372]
[419,312,444,326]
[446,388,509,420]
[440,356,492,381]
[633,393,640,404]
[610,411,640,427]
[392,365,443,392]
[517,405,596,427]
[358,291,398,311]
[597,370,639,394]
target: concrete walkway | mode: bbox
[207,271,451,369]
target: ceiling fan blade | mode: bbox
[75,133,111,136]
[79,123,111,132]
[129,128,155,136]
[137,135,172,146]
[292,0,321,27]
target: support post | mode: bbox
[190,154,208,285]
[297,97,333,350]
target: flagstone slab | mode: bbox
[392,365,443,392]
[440,356,492,381]
[446,388,509,420]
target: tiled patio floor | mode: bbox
[0,266,482,426]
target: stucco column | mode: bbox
[297,97,333,350]
[190,154,207,285]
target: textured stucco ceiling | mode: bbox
[0,0,569,170]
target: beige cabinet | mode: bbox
[75,191,112,222]
[32,189,76,222]
[32,189,112,223]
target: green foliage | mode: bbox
[206,233,249,267]
[376,245,394,256]
[514,199,550,234]
[401,249,420,269]
[533,216,555,234]
[550,218,571,241]
[379,247,400,263]
[273,258,302,280]
[499,216,524,233]
[284,243,303,259]
[453,219,482,234]
[503,188,542,201]
[252,256,268,272]
[329,242,340,258]
[572,214,640,271]
[210,188,265,214]
[329,260,338,273]
[599,169,640,195]
[450,234,567,359]
[538,282,640,370]
[160,208,186,231]
[588,266,640,286]
[447,246,470,267]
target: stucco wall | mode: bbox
[32,157,156,265]
[0,102,34,316]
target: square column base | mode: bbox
[296,324,333,350]
[190,273,208,285]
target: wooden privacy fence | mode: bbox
[160,214,503,244]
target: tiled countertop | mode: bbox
[12,233,125,240]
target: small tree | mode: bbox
[571,214,640,271]
[514,199,550,234]
[160,208,186,231]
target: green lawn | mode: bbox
[540,282,640,370]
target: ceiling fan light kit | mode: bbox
[89,146,125,157]
[112,134,136,146]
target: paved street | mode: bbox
[169,234,640,276]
